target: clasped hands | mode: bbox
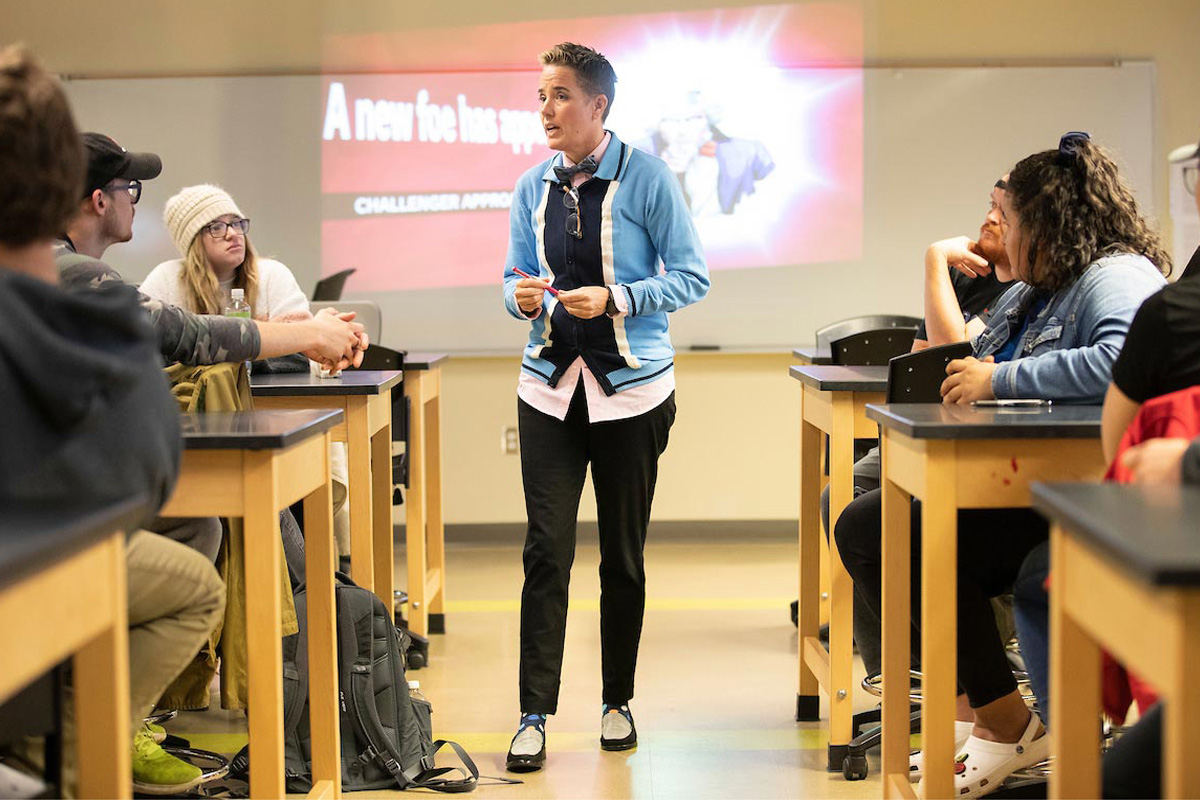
[303,307,370,372]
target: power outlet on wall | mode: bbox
[501,426,519,454]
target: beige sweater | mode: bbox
[140,257,311,321]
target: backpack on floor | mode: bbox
[282,575,479,793]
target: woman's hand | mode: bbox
[515,277,551,314]
[557,286,610,319]
[1120,438,1190,484]
[929,236,991,279]
[941,355,997,404]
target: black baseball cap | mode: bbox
[81,132,162,198]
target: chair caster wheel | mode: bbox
[843,752,869,781]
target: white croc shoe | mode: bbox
[919,712,1048,799]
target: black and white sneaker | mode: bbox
[600,704,637,751]
[506,713,547,772]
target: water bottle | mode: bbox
[407,680,426,702]
[224,288,253,375]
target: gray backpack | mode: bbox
[282,576,479,793]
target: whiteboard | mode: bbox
[64,63,1155,353]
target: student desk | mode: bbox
[162,410,343,800]
[790,364,888,769]
[0,496,146,799]
[1033,482,1200,799]
[868,403,1105,799]
[250,371,401,612]
[399,353,449,637]
[794,345,835,366]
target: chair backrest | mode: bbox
[885,341,974,403]
[829,327,917,366]
[309,299,382,344]
[312,268,357,302]
[815,314,923,349]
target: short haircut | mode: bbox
[0,45,83,247]
[539,42,617,121]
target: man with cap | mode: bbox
[57,132,369,370]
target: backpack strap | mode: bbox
[281,587,310,739]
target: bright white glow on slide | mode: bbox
[319,3,862,292]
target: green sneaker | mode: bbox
[145,722,167,744]
[131,728,204,796]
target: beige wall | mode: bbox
[6,0,1199,523]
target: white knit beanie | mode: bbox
[163,184,243,256]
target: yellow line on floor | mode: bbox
[435,729,832,752]
[443,596,794,613]
[174,732,248,754]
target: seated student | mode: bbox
[142,183,310,324]
[816,176,1016,679]
[834,132,1170,798]
[56,138,366,560]
[0,46,225,795]
[1012,139,1200,800]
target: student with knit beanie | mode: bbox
[141,184,310,324]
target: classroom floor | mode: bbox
[172,528,886,799]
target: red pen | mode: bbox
[512,267,559,296]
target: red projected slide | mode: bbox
[320,4,862,292]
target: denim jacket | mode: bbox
[973,253,1166,403]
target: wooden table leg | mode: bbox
[305,434,342,799]
[826,393,856,769]
[797,389,822,721]
[425,369,446,633]
[371,420,394,610]
[404,372,429,638]
[1165,595,1200,798]
[244,452,285,799]
[919,442,958,800]
[74,535,131,799]
[1049,528,1102,799]
[881,432,913,798]
[346,399,375,595]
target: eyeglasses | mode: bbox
[562,186,582,239]
[103,179,142,204]
[1185,165,1199,198]
[203,218,251,239]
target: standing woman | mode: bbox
[142,184,310,327]
[502,42,709,772]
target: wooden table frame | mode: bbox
[251,376,397,611]
[402,364,446,639]
[0,527,131,798]
[162,422,342,800]
[1050,526,1200,798]
[793,365,886,770]
[877,428,1104,799]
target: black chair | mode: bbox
[885,341,975,403]
[815,314,923,350]
[311,268,356,302]
[830,328,918,366]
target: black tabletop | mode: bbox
[793,345,834,365]
[865,403,1104,439]
[789,365,888,392]
[179,409,343,450]
[1033,482,1200,586]
[0,494,148,592]
[403,352,450,370]
[250,369,402,396]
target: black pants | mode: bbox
[517,385,675,714]
[1103,703,1162,799]
[834,487,1047,708]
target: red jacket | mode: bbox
[1097,385,1200,721]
